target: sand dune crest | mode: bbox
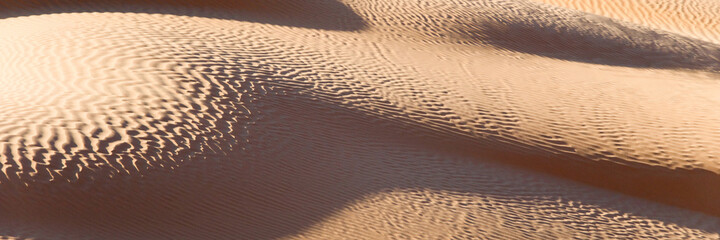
[1,0,720,239]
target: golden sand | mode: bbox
[1,0,719,239]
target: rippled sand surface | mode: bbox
[1,0,720,239]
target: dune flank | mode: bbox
[532,0,720,44]
[1,0,720,239]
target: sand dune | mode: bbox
[1,0,720,239]
[533,0,720,44]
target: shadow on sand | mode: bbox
[1,82,719,238]
[457,1,720,72]
[0,0,367,31]
[0,1,719,238]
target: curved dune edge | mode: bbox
[0,0,367,31]
[531,0,720,44]
[1,0,720,239]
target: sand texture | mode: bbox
[1,0,720,239]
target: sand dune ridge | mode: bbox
[1,0,720,239]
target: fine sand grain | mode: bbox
[1,0,719,239]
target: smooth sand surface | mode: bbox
[1,0,719,239]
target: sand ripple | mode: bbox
[1,0,719,239]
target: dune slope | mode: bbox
[1,0,720,239]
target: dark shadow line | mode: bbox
[0,0,367,31]
[455,3,720,72]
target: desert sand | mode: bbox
[0,0,719,239]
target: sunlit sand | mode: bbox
[1,0,719,239]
